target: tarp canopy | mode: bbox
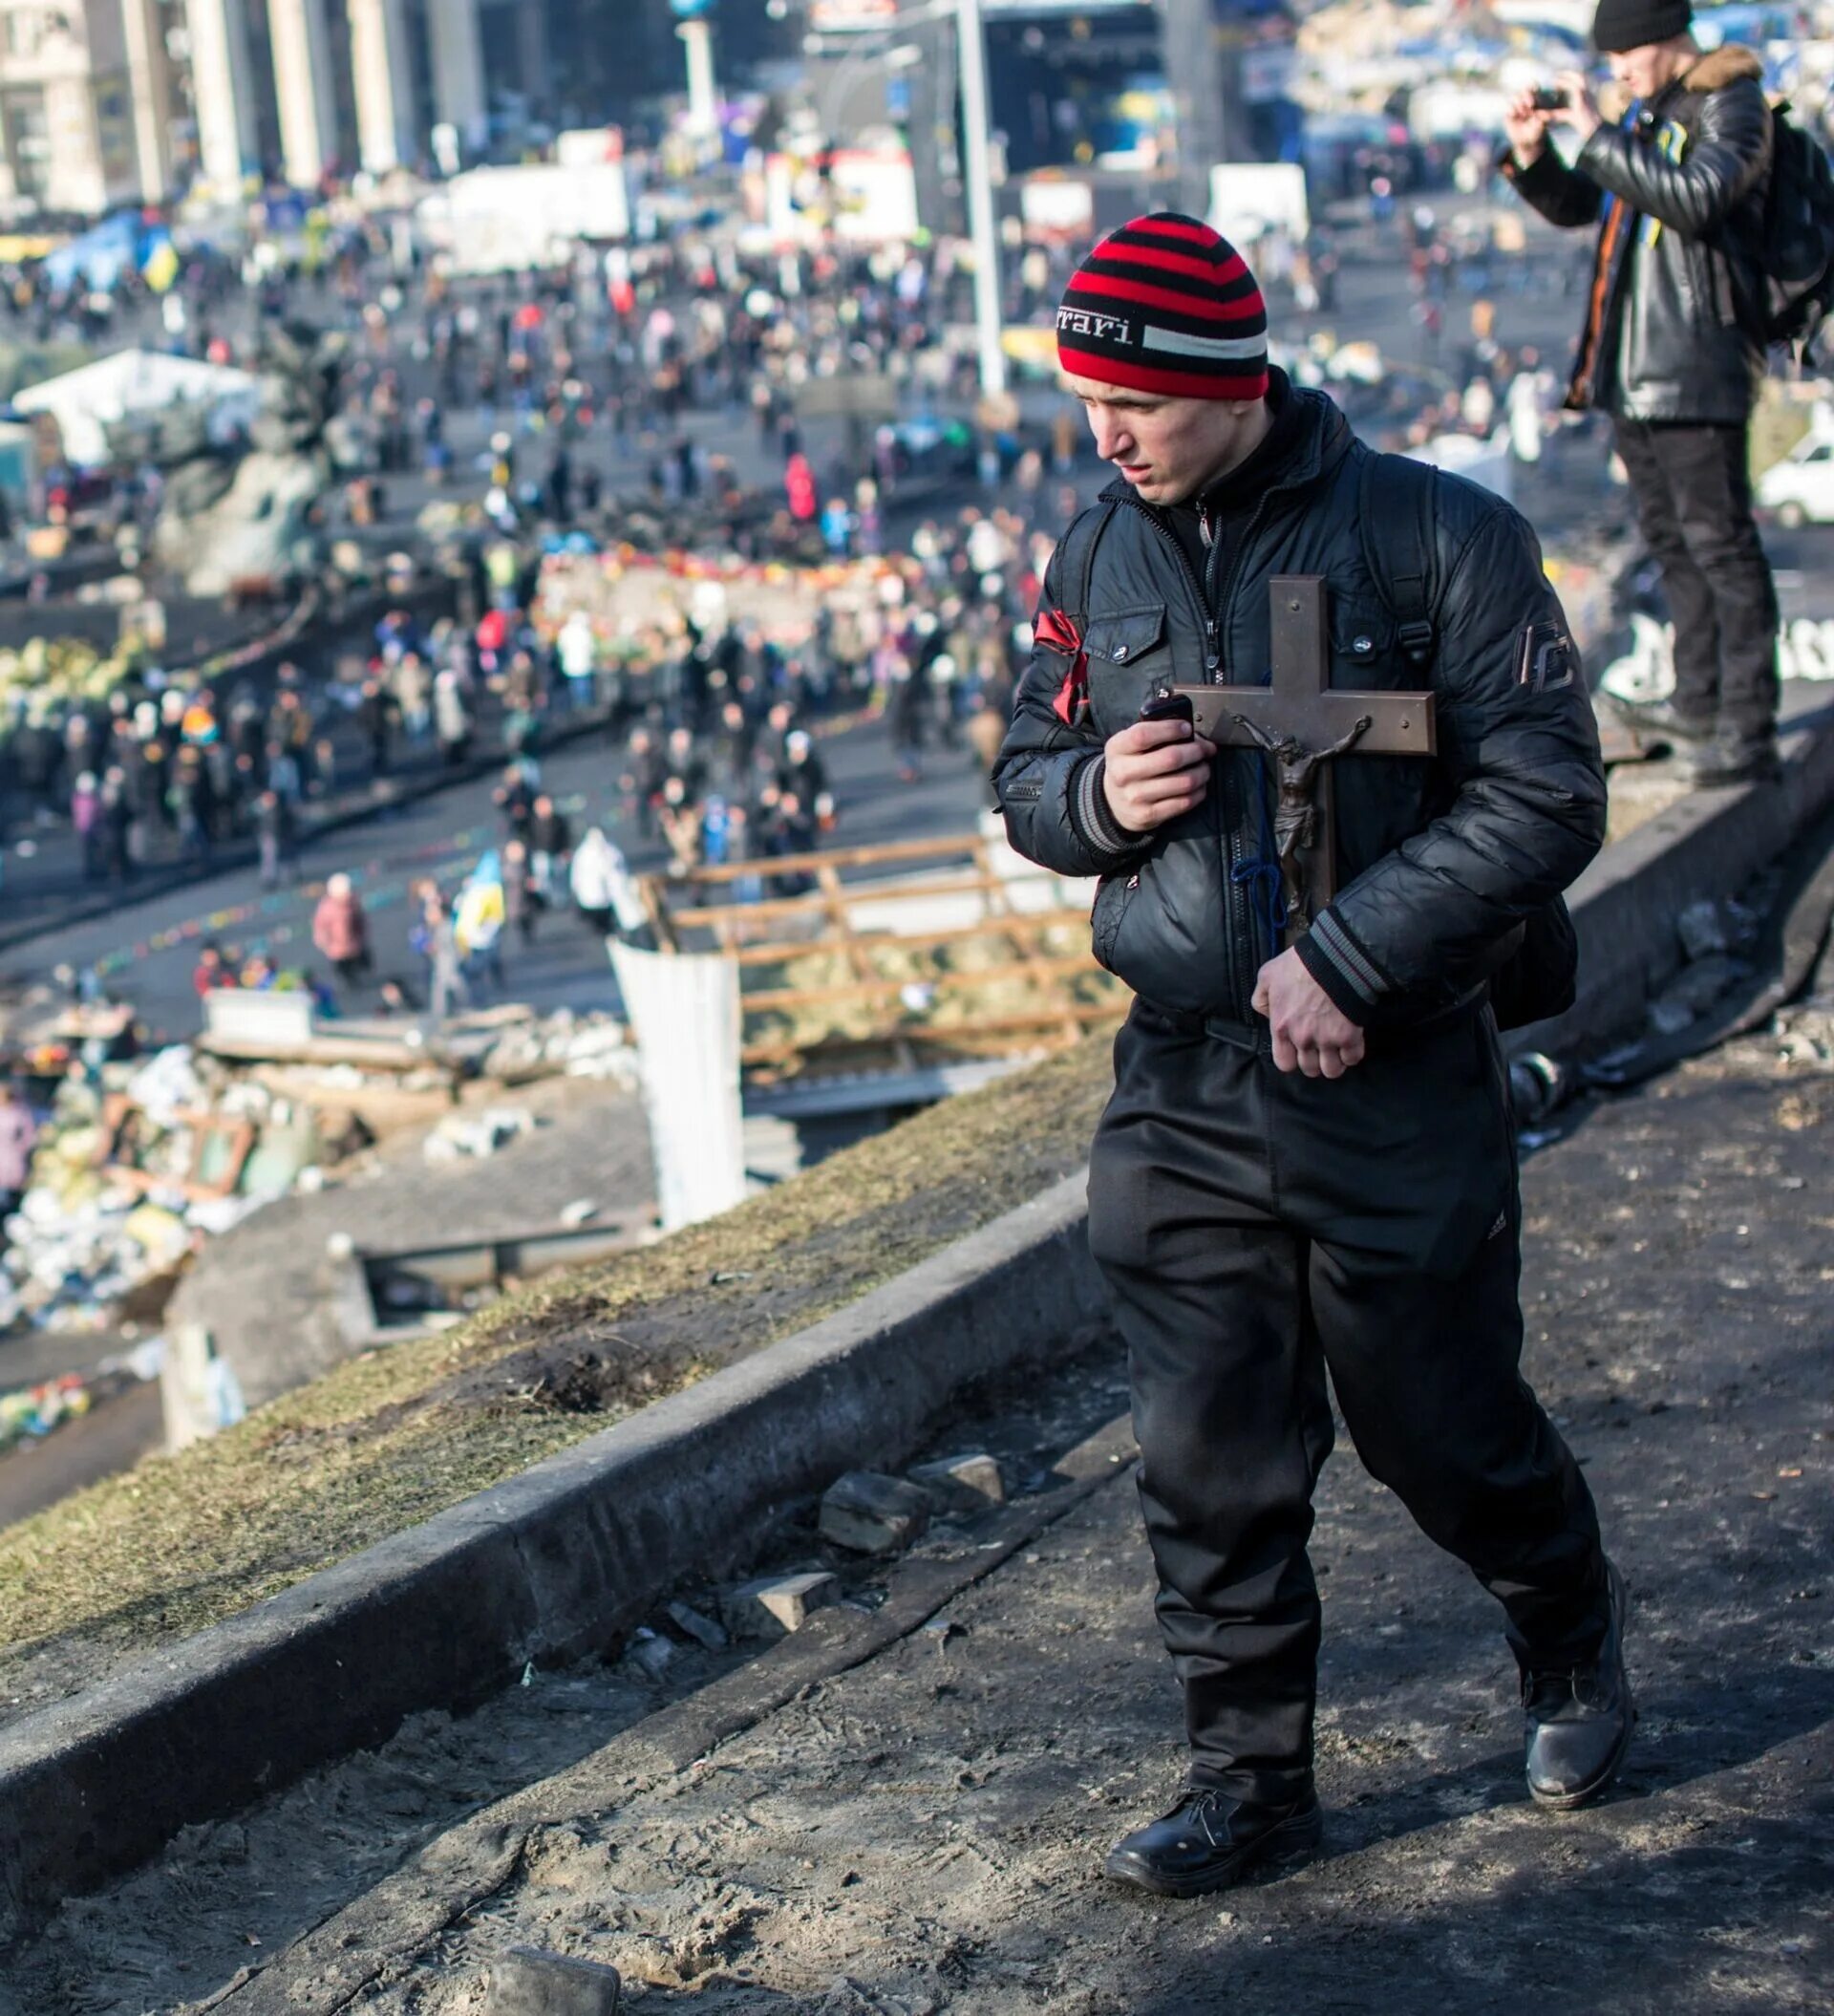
[40,211,179,293]
[11,348,260,468]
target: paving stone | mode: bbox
[908,1451,1006,1512]
[819,1470,931,1555]
[724,1571,840,1641]
[665,1599,728,1651]
[484,1943,621,2015]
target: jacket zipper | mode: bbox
[1114,494,1220,676]
[1214,491,1281,1025]
[1113,490,1243,1021]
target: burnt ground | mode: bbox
[4,1040,1832,2016]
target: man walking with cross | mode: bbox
[994,216,1628,1897]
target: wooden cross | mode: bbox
[1173,577,1436,944]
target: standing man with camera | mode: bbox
[1503,1,1778,784]
[995,214,1629,1899]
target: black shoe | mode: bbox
[1104,1786,1322,1898]
[1523,1559,1635,1811]
[1680,737,1781,787]
[1602,695,1715,751]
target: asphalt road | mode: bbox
[0,702,997,1042]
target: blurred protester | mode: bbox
[312,872,373,993]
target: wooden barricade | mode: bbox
[636,831,1128,1076]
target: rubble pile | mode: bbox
[1644,894,1764,1039]
[1,1044,331,1337]
[475,1008,640,1087]
[422,1105,541,1167]
[0,1004,637,1351]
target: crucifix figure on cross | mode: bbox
[1171,577,1438,942]
[1231,712,1376,930]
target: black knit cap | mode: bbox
[1592,0,1691,51]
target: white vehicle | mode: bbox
[1759,426,1834,528]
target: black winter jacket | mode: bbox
[992,387,1608,1033]
[1503,44,1771,422]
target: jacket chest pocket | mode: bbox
[1328,600,1414,692]
[1084,603,1170,726]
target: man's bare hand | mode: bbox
[1252,946,1367,1079]
[1102,718,1217,833]
[1549,70,1603,146]
[1503,88,1559,169]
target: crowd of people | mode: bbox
[1,97,1764,1036]
[161,483,1056,1024]
[1,609,504,887]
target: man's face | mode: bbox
[1067,375,1266,506]
[1606,39,1682,97]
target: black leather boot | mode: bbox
[1104,1786,1322,1898]
[1523,1559,1635,1810]
[1601,694,1716,751]
[1680,735,1782,787]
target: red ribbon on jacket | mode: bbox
[1035,608,1088,725]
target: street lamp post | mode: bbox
[807,0,1008,401]
[953,0,1008,400]
[672,0,719,145]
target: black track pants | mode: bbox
[1087,1002,1610,1804]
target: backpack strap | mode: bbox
[1056,499,1116,635]
[1357,449,1441,670]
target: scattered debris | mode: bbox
[1676,897,1732,962]
[1648,954,1751,1037]
[723,1571,840,1641]
[908,1451,1006,1512]
[422,1106,541,1166]
[819,1471,931,1555]
[620,1627,674,1684]
[477,1010,639,1088]
[664,1599,728,1651]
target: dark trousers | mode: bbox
[1088,1003,1609,1805]
[1612,417,1779,744]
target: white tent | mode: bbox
[12,348,261,469]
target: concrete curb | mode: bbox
[0,1172,1102,1946]
[1513,682,1834,1058]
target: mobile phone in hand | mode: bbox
[1138,690,1195,726]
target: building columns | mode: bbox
[184,0,260,191]
[120,0,174,201]
[268,0,339,188]
[427,0,487,155]
[516,0,549,117]
[347,0,415,174]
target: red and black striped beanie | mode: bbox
[1056,212,1269,401]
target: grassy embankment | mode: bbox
[0,1036,1117,1719]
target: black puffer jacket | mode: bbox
[992,387,1608,1032]
[1503,44,1772,422]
